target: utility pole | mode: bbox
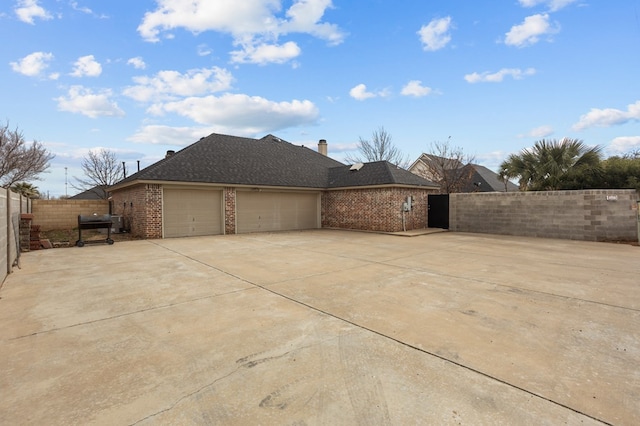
[65,167,68,197]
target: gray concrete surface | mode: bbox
[0,230,638,425]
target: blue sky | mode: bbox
[2,0,640,197]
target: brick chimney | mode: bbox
[318,139,327,156]
[165,150,175,158]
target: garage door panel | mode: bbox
[164,189,222,238]
[237,192,318,234]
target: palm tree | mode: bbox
[499,138,602,191]
[11,182,41,198]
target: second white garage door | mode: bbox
[163,188,223,238]
[236,191,319,234]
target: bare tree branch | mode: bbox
[414,138,475,193]
[0,121,54,187]
[72,149,123,198]
[345,126,410,168]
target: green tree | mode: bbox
[499,138,602,191]
[345,126,409,168]
[599,151,640,190]
[10,182,40,198]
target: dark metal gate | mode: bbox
[428,194,449,229]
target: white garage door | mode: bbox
[163,188,223,238]
[236,191,319,234]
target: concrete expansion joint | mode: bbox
[148,240,613,426]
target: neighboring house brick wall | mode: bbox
[111,184,162,239]
[322,188,433,232]
[450,189,639,242]
[224,187,236,235]
[31,199,109,231]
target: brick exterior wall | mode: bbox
[450,189,639,242]
[322,187,433,232]
[31,199,109,231]
[224,187,236,235]
[111,184,163,239]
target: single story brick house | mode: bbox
[109,133,439,238]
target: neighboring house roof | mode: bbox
[69,186,108,199]
[111,133,438,191]
[465,164,519,192]
[409,154,464,172]
[409,153,518,192]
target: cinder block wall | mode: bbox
[31,199,109,231]
[322,187,432,232]
[450,189,639,241]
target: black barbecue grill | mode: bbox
[76,214,114,247]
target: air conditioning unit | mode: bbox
[111,215,123,233]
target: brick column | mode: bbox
[224,187,236,235]
[19,213,33,252]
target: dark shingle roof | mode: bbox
[464,165,519,192]
[69,186,108,199]
[115,133,344,189]
[112,133,437,190]
[328,161,438,188]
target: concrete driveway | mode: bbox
[0,230,638,425]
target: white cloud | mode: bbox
[464,68,536,83]
[127,57,146,70]
[55,85,125,118]
[197,44,212,56]
[128,125,216,145]
[349,83,390,101]
[504,14,558,47]
[70,55,102,77]
[137,0,345,65]
[230,41,301,65]
[401,80,433,97]
[349,84,375,101]
[518,0,578,12]
[573,101,640,131]
[280,0,344,45]
[10,51,54,77]
[418,17,452,51]
[15,0,52,24]
[608,136,640,154]
[475,151,510,171]
[521,125,554,138]
[147,93,319,134]
[123,67,234,102]
[70,1,92,14]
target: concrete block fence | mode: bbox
[450,189,639,242]
[1,189,29,284]
[31,199,109,231]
